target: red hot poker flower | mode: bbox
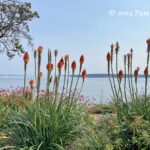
[110,54,112,62]
[134,69,138,78]
[47,63,53,72]
[118,70,123,80]
[38,46,43,54]
[64,55,69,62]
[57,61,63,70]
[82,69,87,80]
[80,55,84,65]
[64,55,69,71]
[146,38,150,45]
[29,80,34,89]
[146,38,150,52]
[23,52,29,63]
[106,52,111,62]
[60,57,64,66]
[134,67,140,78]
[107,52,112,74]
[144,67,148,77]
[71,61,76,72]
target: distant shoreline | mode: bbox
[0,74,148,78]
[85,74,147,78]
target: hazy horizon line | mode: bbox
[0,73,148,78]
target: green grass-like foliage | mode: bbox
[72,115,150,150]
[4,99,86,150]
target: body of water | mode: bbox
[0,76,147,103]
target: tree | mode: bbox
[0,0,39,58]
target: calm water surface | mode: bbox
[0,76,147,103]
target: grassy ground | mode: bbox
[0,93,150,149]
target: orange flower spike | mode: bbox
[82,69,87,80]
[144,67,148,77]
[47,63,53,72]
[134,69,138,78]
[23,52,29,63]
[146,38,150,52]
[38,46,43,54]
[64,55,69,62]
[71,61,77,72]
[80,55,84,65]
[38,72,43,78]
[64,55,69,71]
[106,52,111,74]
[146,38,150,45]
[118,70,123,81]
[60,57,64,66]
[58,61,63,71]
[110,54,112,62]
[29,80,34,89]
[106,52,111,62]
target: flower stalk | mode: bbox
[110,44,118,98]
[66,55,70,94]
[134,67,139,99]
[46,50,53,99]
[107,52,115,97]
[145,39,150,98]
[23,52,29,95]
[124,55,127,101]
[72,55,84,100]
[37,46,43,100]
[79,69,87,96]
[29,79,34,100]
[55,60,63,101]
[69,61,76,100]
[34,49,37,87]
[61,55,69,98]
[130,48,135,99]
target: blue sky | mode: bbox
[0,0,150,75]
